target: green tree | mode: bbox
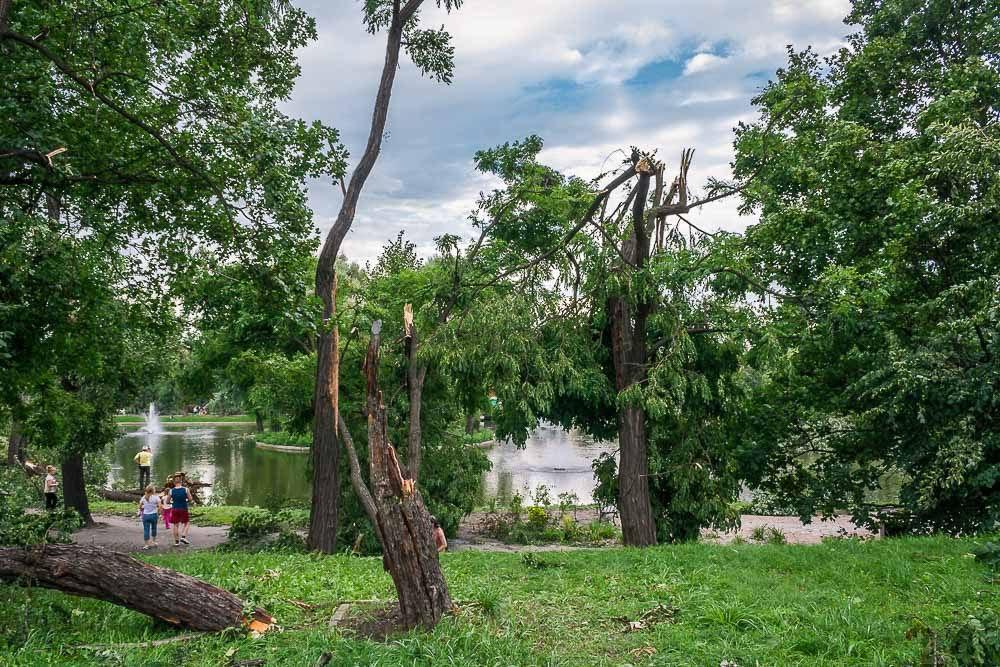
[458,137,754,544]
[1,0,345,521]
[732,0,1000,533]
[308,0,461,554]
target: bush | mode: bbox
[916,610,1000,666]
[229,508,277,540]
[526,506,548,531]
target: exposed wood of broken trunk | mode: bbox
[0,544,271,631]
[365,321,452,629]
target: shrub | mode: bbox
[916,610,1000,666]
[228,508,277,541]
[526,506,548,531]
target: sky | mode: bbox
[286,0,853,264]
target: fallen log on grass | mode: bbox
[0,544,271,632]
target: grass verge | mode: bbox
[115,415,255,424]
[254,431,312,447]
[3,536,999,665]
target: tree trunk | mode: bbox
[607,160,658,547]
[308,273,340,554]
[61,453,92,526]
[404,303,427,481]
[365,322,452,630]
[0,545,270,631]
[465,413,478,435]
[338,412,382,544]
[617,405,656,545]
[6,419,25,466]
[255,412,264,433]
[309,2,417,550]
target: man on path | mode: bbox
[169,474,193,546]
[133,445,152,488]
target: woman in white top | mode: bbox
[138,485,162,549]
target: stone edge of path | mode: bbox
[255,442,311,453]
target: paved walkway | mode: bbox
[73,514,229,553]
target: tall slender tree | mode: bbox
[308,0,462,553]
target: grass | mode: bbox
[255,430,312,447]
[463,427,495,445]
[115,414,255,423]
[3,536,999,665]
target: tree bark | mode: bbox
[308,271,340,553]
[308,1,422,552]
[0,544,270,631]
[365,322,452,630]
[61,453,92,526]
[404,303,427,481]
[6,419,25,466]
[607,160,657,547]
[465,413,478,435]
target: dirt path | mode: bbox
[73,514,229,553]
[455,508,872,551]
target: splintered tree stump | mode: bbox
[364,321,452,630]
[0,545,270,631]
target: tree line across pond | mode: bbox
[2,0,998,632]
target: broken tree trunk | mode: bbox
[0,544,271,631]
[403,303,428,481]
[365,321,452,630]
[608,157,658,547]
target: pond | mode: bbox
[108,423,616,507]
[108,425,310,506]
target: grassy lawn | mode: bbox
[3,536,998,665]
[115,414,255,423]
[255,430,312,447]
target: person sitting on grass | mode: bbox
[169,474,193,547]
[430,515,447,553]
[137,485,161,550]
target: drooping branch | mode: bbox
[337,411,382,544]
[0,31,233,214]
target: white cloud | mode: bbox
[684,52,728,75]
[289,0,853,264]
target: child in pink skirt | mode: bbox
[161,485,173,529]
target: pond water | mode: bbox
[108,425,309,506]
[108,423,616,507]
[481,424,617,504]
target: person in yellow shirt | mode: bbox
[133,445,152,488]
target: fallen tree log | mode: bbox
[0,544,272,631]
[97,488,142,502]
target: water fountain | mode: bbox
[138,402,164,434]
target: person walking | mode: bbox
[169,475,193,546]
[161,484,173,530]
[133,445,152,488]
[43,466,59,510]
[138,485,161,550]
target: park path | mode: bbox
[73,514,229,553]
[78,511,871,555]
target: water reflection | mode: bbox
[110,423,617,508]
[109,425,309,506]
[481,423,616,503]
